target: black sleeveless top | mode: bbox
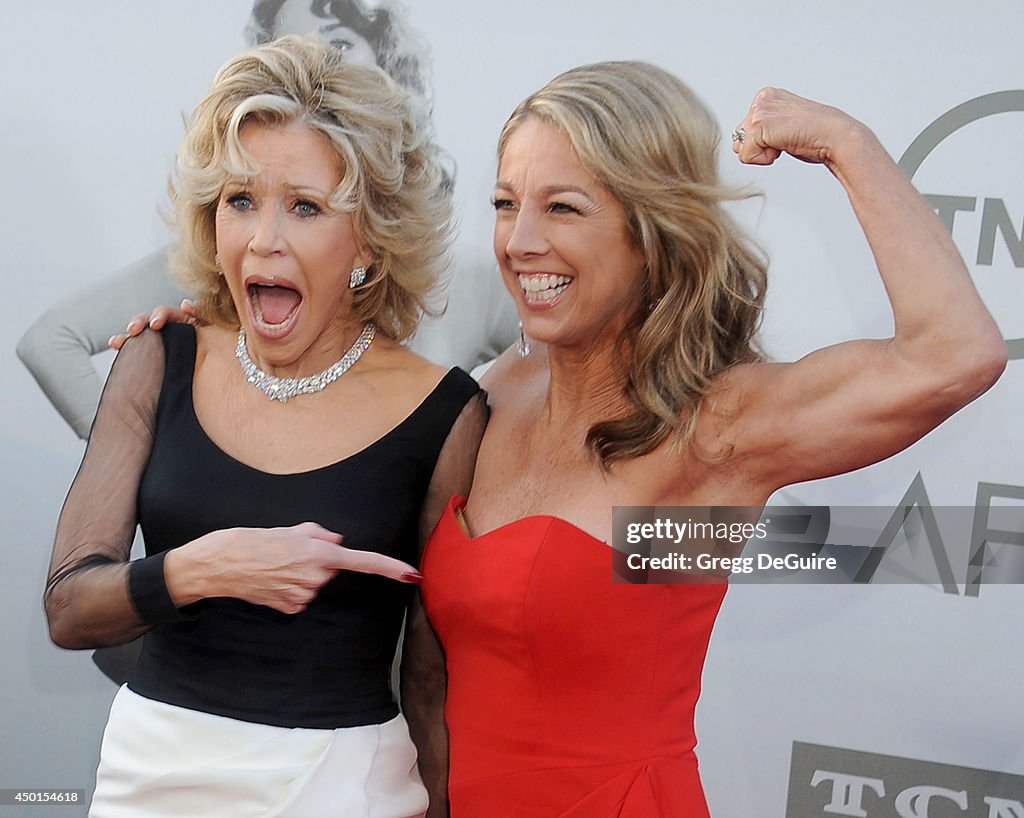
[129,324,480,728]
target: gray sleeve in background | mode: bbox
[16,248,189,439]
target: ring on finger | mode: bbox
[731,127,746,144]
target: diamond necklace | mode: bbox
[235,322,375,403]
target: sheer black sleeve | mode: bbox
[44,329,185,649]
[403,389,488,818]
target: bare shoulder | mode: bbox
[696,363,761,429]
[368,339,452,400]
[691,361,787,462]
[710,359,784,403]
[479,343,546,407]
[109,326,167,385]
[118,325,165,356]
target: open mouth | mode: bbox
[247,281,302,337]
[518,273,572,305]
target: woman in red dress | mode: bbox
[405,62,1007,816]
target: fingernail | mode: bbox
[401,571,424,584]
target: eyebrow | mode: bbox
[285,183,333,195]
[222,180,333,197]
[494,181,594,199]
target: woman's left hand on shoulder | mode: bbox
[109,300,200,350]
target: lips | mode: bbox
[246,277,303,339]
[517,273,572,305]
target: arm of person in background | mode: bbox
[16,248,188,440]
[45,329,422,649]
[402,391,489,818]
[713,88,1007,492]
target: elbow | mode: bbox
[955,333,1008,402]
[399,653,446,709]
[930,333,1008,415]
[17,306,87,369]
[15,319,48,371]
[46,615,81,651]
[44,594,89,651]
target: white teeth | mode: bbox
[517,274,571,296]
[517,273,571,303]
[529,286,566,303]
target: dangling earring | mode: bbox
[214,253,222,274]
[516,321,531,358]
[349,266,367,289]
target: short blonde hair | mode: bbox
[172,34,451,340]
[499,61,767,465]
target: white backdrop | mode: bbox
[3,2,1021,815]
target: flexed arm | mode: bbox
[719,89,1007,490]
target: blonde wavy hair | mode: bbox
[499,61,768,465]
[171,34,451,340]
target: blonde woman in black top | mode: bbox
[45,37,485,817]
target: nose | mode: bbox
[248,205,285,257]
[500,207,548,260]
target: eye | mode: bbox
[331,38,355,53]
[225,193,252,211]
[294,199,322,218]
[548,201,580,215]
[491,197,516,212]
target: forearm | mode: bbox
[827,123,1005,370]
[401,603,450,818]
[162,531,254,607]
[405,689,449,818]
[45,330,169,647]
[45,554,182,649]
[17,313,105,440]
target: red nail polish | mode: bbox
[401,571,424,584]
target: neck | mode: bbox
[243,319,369,381]
[543,334,634,426]
[237,321,374,403]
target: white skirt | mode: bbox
[89,686,428,818]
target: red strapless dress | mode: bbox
[421,496,726,817]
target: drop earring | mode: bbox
[516,321,531,358]
[349,266,367,289]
